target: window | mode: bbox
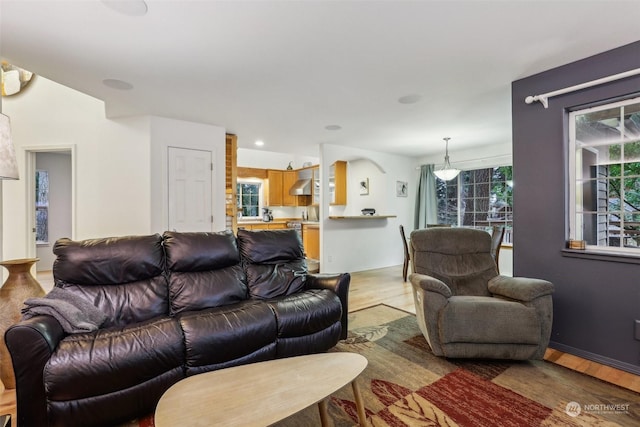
[35,170,49,244]
[436,166,513,242]
[236,179,263,219]
[569,97,640,253]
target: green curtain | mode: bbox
[414,164,438,229]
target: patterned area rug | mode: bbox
[130,304,639,426]
[274,304,639,427]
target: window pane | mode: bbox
[35,170,49,243]
[436,165,513,240]
[570,97,640,253]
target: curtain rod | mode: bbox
[524,68,640,109]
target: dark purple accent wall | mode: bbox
[511,41,640,374]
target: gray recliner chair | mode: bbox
[409,227,554,360]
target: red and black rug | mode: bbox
[129,304,638,426]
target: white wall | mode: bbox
[149,116,226,233]
[319,143,418,273]
[2,77,153,260]
[35,152,72,271]
[2,76,227,262]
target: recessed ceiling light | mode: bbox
[255,140,264,147]
[101,0,148,16]
[325,125,342,131]
[102,79,134,90]
[398,94,422,104]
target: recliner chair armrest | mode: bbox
[409,273,452,298]
[5,315,66,427]
[488,275,554,302]
[306,273,351,339]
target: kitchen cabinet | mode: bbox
[302,224,320,260]
[265,169,311,207]
[265,170,283,207]
[240,222,287,230]
[330,161,347,205]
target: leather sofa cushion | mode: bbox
[163,230,248,314]
[266,289,342,338]
[59,277,169,328]
[53,234,165,285]
[237,228,304,263]
[44,316,184,401]
[178,300,277,376]
[53,234,169,327]
[164,230,240,272]
[238,229,307,299]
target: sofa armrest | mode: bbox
[409,273,452,298]
[488,275,554,302]
[306,273,351,340]
[5,315,66,427]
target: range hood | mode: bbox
[289,178,312,196]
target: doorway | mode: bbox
[25,146,75,272]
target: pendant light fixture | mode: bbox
[433,137,460,181]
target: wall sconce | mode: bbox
[433,137,460,181]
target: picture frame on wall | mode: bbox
[359,178,369,195]
[396,181,408,197]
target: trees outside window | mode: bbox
[570,97,640,251]
[35,170,49,244]
[436,166,513,242]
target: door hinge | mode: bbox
[210,163,213,171]
[211,215,214,223]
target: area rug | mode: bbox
[274,304,639,427]
[128,304,639,426]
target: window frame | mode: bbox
[568,95,640,256]
[236,178,264,220]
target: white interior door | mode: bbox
[168,147,213,232]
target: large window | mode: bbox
[236,179,263,219]
[569,97,640,252]
[436,166,513,242]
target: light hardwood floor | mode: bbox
[1,266,638,423]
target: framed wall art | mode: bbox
[396,181,408,197]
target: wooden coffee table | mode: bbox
[154,352,368,427]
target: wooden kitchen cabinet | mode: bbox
[265,170,283,207]
[240,222,287,230]
[302,224,320,260]
[330,161,347,205]
[282,170,298,206]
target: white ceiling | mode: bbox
[2,0,640,157]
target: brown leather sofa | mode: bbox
[5,229,349,427]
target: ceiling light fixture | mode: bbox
[255,140,264,147]
[398,94,421,104]
[433,137,460,181]
[102,79,134,90]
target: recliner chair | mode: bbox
[409,227,554,360]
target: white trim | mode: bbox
[22,145,76,258]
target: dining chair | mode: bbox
[399,225,410,281]
[490,226,506,273]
